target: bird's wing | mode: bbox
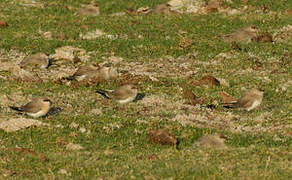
[235,94,254,108]
[21,100,42,113]
[113,89,131,100]
[113,88,136,100]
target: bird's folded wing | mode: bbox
[21,102,42,113]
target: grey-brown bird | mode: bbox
[10,97,52,118]
[98,66,119,81]
[223,88,264,111]
[68,65,118,82]
[20,53,52,69]
[222,26,258,42]
[69,64,99,81]
[96,84,145,104]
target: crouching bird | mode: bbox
[96,84,145,104]
[223,88,264,111]
[10,97,52,118]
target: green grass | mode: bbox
[0,0,292,179]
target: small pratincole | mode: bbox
[20,53,52,69]
[10,97,52,118]
[96,84,145,104]
[223,88,264,111]
[67,64,118,82]
[221,25,258,42]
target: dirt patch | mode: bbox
[196,134,227,149]
[273,25,292,43]
[118,55,197,80]
[0,118,49,132]
[77,4,100,16]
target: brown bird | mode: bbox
[222,26,258,42]
[10,97,52,118]
[96,84,145,104]
[20,53,52,69]
[68,65,118,82]
[147,129,180,149]
[223,88,264,111]
[252,33,273,43]
[97,66,118,81]
[68,64,99,81]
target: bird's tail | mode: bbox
[9,106,23,112]
[96,89,110,99]
[47,58,54,68]
[63,76,75,81]
[46,107,62,116]
[221,102,237,108]
[176,138,181,150]
[133,93,145,102]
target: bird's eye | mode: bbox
[43,99,51,102]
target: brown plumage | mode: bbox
[20,53,50,69]
[252,33,273,43]
[69,65,118,82]
[73,64,98,77]
[223,88,264,111]
[199,75,220,86]
[70,64,98,81]
[96,84,145,104]
[10,97,52,118]
[219,91,237,104]
[222,26,258,42]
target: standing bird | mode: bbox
[96,84,145,104]
[221,26,258,42]
[10,97,52,118]
[223,88,264,111]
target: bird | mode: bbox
[223,88,264,111]
[67,64,99,81]
[96,84,145,104]
[9,97,52,118]
[67,65,118,82]
[252,33,273,43]
[20,53,52,69]
[221,25,258,42]
[97,66,119,81]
